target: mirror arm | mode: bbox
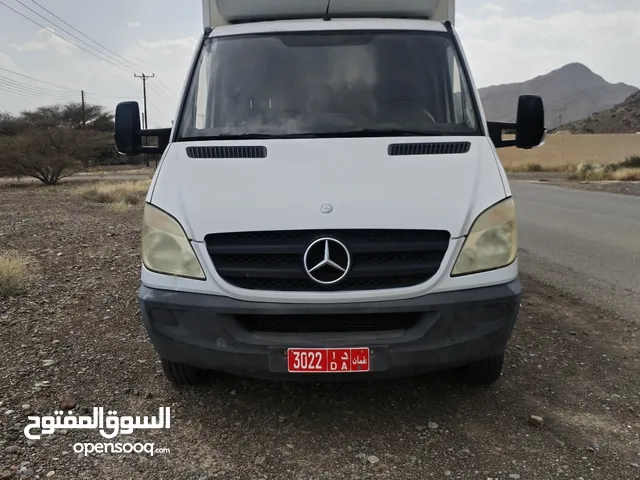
[133,128,172,155]
[487,121,518,149]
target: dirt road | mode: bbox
[1,184,639,480]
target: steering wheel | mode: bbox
[383,100,437,124]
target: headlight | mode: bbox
[451,197,517,276]
[142,203,205,280]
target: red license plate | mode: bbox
[287,348,370,373]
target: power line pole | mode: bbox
[134,73,154,129]
[81,90,86,129]
[134,73,155,167]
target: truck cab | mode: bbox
[114,0,545,386]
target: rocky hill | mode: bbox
[551,90,640,134]
[479,63,638,129]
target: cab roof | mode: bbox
[204,0,456,29]
[208,17,448,38]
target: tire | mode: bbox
[161,358,207,386]
[462,354,505,386]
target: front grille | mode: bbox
[236,313,421,333]
[205,229,450,292]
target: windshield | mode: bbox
[177,30,481,139]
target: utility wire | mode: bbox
[0,87,77,103]
[0,66,131,104]
[0,0,135,74]
[0,74,79,98]
[26,0,151,73]
[152,85,178,104]
[25,0,178,102]
[0,83,73,101]
[144,97,169,129]
[0,86,48,100]
[82,93,105,105]
[154,77,179,101]
[84,91,132,100]
[11,0,136,73]
[0,83,79,102]
[84,92,130,109]
[83,93,110,106]
[0,65,77,92]
[151,83,178,104]
[2,2,178,108]
[0,85,67,100]
[147,96,162,113]
[147,83,177,106]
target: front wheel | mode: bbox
[461,354,505,386]
[161,358,207,386]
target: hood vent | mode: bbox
[186,146,267,159]
[388,142,471,156]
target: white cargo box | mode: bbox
[203,0,456,30]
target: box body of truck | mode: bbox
[114,0,545,386]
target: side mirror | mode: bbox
[114,101,142,155]
[114,101,172,156]
[487,94,546,150]
[515,94,545,149]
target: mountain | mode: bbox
[551,90,640,134]
[479,63,638,129]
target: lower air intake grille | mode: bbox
[205,229,450,292]
[235,313,421,333]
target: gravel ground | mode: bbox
[507,173,640,197]
[1,183,639,480]
[0,174,152,185]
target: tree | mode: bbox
[19,103,114,131]
[0,112,30,136]
[0,128,111,185]
[0,101,127,181]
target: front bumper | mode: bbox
[139,280,522,380]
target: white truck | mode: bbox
[114,0,545,386]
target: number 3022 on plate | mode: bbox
[287,348,370,373]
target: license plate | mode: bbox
[287,348,370,373]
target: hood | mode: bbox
[150,136,506,242]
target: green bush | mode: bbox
[619,155,640,169]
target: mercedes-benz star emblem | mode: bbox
[303,237,351,285]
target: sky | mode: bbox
[0,0,639,127]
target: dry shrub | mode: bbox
[0,181,37,190]
[504,162,571,173]
[498,133,640,171]
[0,251,32,298]
[570,162,640,181]
[106,200,134,212]
[571,162,607,181]
[75,180,151,206]
[0,128,112,185]
[77,167,155,177]
[611,168,640,181]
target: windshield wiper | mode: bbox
[313,129,445,138]
[178,133,320,141]
[178,129,447,142]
